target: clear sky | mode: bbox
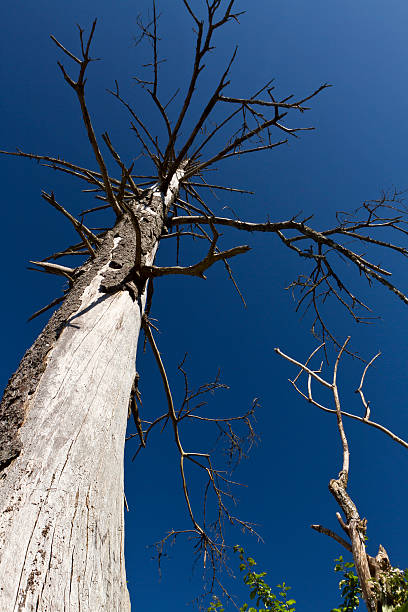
[1,1,408,610]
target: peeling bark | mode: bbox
[0,174,183,611]
[329,476,377,611]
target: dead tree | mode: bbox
[1,1,408,610]
[276,339,408,611]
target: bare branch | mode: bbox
[188,78,276,163]
[41,191,101,246]
[187,181,254,195]
[356,352,381,420]
[190,84,329,175]
[276,340,395,610]
[332,337,351,478]
[51,21,122,217]
[49,35,81,65]
[138,316,258,584]
[80,204,111,216]
[276,343,408,450]
[76,226,95,259]
[28,261,75,280]
[170,210,408,344]
[310,524,352,553]
[27,295,66,322]
[163,47,238,190]
[0,149,107,183]
[43,236,102,261]
[144,229,249,280]
[107,84,163,164]
[218,94,314,111]
[274,347,332,389]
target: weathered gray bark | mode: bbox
[0,175,182,611]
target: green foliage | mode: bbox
[330,556,408,611]
[207,598,225,612]
[376,567,408,609]
[389,567,408,606]
[207,546,296,612]
[207,549,408,612]
[330,556,361,612]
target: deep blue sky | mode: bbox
[2,1,408,610]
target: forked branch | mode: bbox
[133,315,258,584]
[51,20,122,217]
[276,339,408,610]
[274,342,408,450]
[169,194,408,347]
[145,222,250,279]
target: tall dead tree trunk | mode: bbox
[2,3,408,610]
[0,176,182,611]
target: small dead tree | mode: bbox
[1,1,408,609]
[276,339,408,611]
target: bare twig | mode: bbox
[275,345,408,450]
[51,21,122,217]
[187,182,254,195]
[139,315,258,584]
[27,295,66,322]
[356,352,381,420]
[41,191,101,246]
[169,207,408,343]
